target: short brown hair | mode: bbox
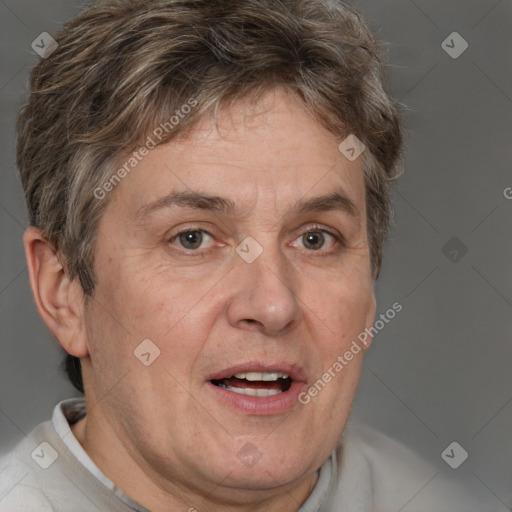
[17,0,402,392]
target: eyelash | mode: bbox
[168,224,345,255]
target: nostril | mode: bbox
[242,319,261,327]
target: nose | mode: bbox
[226,244,302,336]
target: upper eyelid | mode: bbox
[291,227,341,248]
[170,224,340,239]
[169,228,215,244]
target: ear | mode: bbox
[361,287,377,352]
[23,226,89,358]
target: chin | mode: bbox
[220,462,310,491]
[227,440,319,489]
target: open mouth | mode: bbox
[211,372,293,397]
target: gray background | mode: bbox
[0,0,511,509]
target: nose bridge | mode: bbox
[227,235,302,335]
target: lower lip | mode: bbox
[206,380,307,415]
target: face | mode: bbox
[81,89,376,501]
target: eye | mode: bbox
[169,229,215,251]
[292,229,339,251]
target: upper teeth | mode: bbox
[234,372,289,381]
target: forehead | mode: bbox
[109,89,366,221]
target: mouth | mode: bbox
[211,371,293,397]
[207,363,306,414]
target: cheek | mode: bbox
[90,260,219,375]
[312,276,374,343]
[94,259,179,335]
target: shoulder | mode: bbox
[0,425,57,512]
[322,420,499,512]
[0,414,137,512]
[0,418,101,512]
[337,421,437,509]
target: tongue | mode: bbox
[221,377,283,391]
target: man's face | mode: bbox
[82,89,376,496]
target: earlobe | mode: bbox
[23,226,89,358]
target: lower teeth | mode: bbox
[217,384,283,397]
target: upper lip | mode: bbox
[207,362,307,383]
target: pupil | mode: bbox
[180,231,202,249]
[304,231,324,250]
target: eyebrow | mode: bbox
[137,189,359,221]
